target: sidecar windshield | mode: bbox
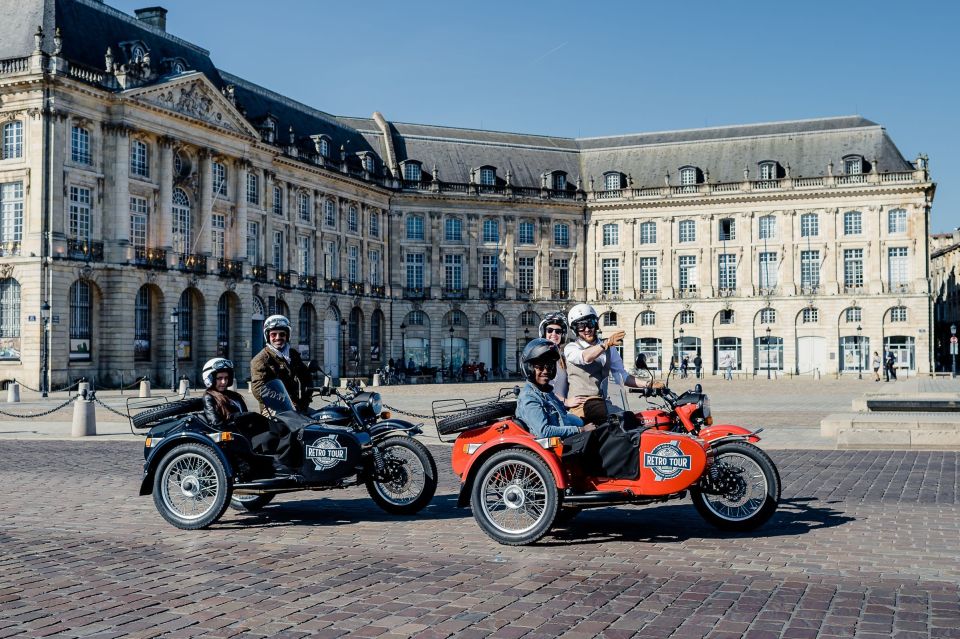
[260,379,295,413]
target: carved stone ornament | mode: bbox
[276,289,285,300]
[412,301,422,311]
[683,303,692,311]
[0,264,13,279]
[225,280,236,292]
[353,296,362,307]
[145,271,158,284]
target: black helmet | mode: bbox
[538,311,568,340]
[520,338,561,382]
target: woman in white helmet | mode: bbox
[201,358,247,427]
[250,314,313,414]
[563,303,653,423]
[537,311,574,406]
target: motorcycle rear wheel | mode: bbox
[690,441,780,531]
[365,436,437,515]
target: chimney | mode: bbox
[135,7,168,31]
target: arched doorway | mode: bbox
[251,296,265,356]
[348,306,363,376]
[478,310,506,377]
[324,306,340,376]
[298,303,316,360]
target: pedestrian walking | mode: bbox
[669,355,678,376]
[693,355,702,379]
[872,351,881,382]
[680,356,689,379]
[724,353,734,381]
[886,351,897,381]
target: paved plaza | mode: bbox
[1,378,959,638]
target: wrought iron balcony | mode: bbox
[324,278,343,293]
[716,287,738,298]
[370,284,386,298]
[515,288,533,301]
[403,286,430,300]
[481,287,505,300]
[133,247,167,269]
[300,275,318,291]
[759,286,778,297]
[217,258,243,278]
[600,291,623,301]
[177,253,207,274]
[442,287,466,299]
[800,284,821,296]
[67,239,104,262]
[637,289,660,300]
[0,241,21,257]
[347,281,364,295]
[276,271,292,288]
[843,285,865,295]
[251,265,268,282]
[677,286,699,299]
[551,289,569,300]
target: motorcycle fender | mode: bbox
[139,432,235,496]
[368,418,422,442]
[456,437,567,507]
[699,424,761,444]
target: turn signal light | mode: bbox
[209,432,233,443]
[380,411,392,419]
[705,417,713,426]
[462,443,482,455]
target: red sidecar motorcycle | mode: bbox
[435,377,780,546]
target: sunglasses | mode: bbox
[545,327,565,335]
[575,319,599,330]
[532,361,557,372]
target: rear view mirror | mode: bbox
[324,375,332,388]
[635,353,649,370]
[694,383,702,393]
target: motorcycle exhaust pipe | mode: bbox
[564,490,686,507]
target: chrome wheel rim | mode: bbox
[702,452,768,521]
[160,453,220,521]
[374,445,426,506]
[480,460,548,535]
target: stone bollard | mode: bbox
[178,378,190,396]
[435,371,443,384]
[71,393,96,437]
[372,373,381,387]
[6,382,20,403]
[78,381,90,396]
[139,379,151,398]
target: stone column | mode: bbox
[234,160,249,262]
[157,137,174,262]
[103,124,130,262]
[429,211,442,291]
[537,217,550,298]
[701,216,713,296]
[782,211,796,295]
[197,149,213,257]
[623,219,635,298]
[467,214,479,292]
[585,221,597,297]
[663,217,674,298]
[741,212,754,296]
[502,215,514,296]
[388,211,402,292]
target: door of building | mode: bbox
[797,335,827,375]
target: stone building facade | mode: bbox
[0,0,936,389]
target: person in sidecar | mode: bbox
[516,338,596,438]
[251,314,314,415]
[202,358,247,426]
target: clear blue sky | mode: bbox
[111,0,959,232]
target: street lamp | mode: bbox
[448,325,454,381]
[40,301,50,397]
[341,317,348,379]
[951,323,957,379]
[765,325,771,380]
[400,322,406,373]
[170,309,179,392]
[856,324,863,380]
[678,327,684,374]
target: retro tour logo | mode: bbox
[306,435,347,470]
[643,442,692,481]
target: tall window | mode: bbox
[318,138,330,158]
[601,258,620,294]
[479,167,496,185]
[758,215,776,240]
[639,257,658,292]
[718,253,736,290]
[134,286,151,361]
[406,214,424,240]
[604,173,621,191]
[843,211,862,235]
[176,290,192,360]
[363,155,375,173]
[888,208,907,234]
[347,245,359,282]
[316,200,331,228]
[553,173,567,191]
[517,256,535,293]
[678,255,697,290]
[888,247,909,287]
[445,217,462,242]
[678,219,696,243]
[369,211,380,237]
[2,121,23,160]
[844,249,864,288]
[800,213,819,237]
[69,280,92,361]
[759,252,777,289]
[130,196,148,249]
[247,221,260,263]
[172,188,191,254]
[554,223,569,247]
[0,182,24,250]
[0,278,21,359]
[482,219,499,243]
[324,241,339,278]
[298,234,312,276]
[518,221,535,245]
[444,254,463,290]
[71,126,91,164]
[347,206,358,233]
[369,249,381,286]
[68,186,92,241]
[272,230,284,270]
[211,214,225,259]
[403,162,421,182]
[272,185,283,216]
[718,218,735,241]
[800,250,820,288]
[246,173,259,205]
[553,258,569,294]
[639,221,656,244]
[405,252,424,289]
[298,192,311,223]
[212,161,227,197]
[481,254,499,290]
[602,223,619,246]
[130,139,149,177]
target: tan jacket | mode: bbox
[250,347,313,414]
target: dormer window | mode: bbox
[171,60,186,74]
[362,154,375,173]
[312,135,332,158]
[479,167,496,186]
[552,172,567,191]
[758,161,778,180]
[843,155,863,175]
[260,116,277,144]
[679,166,698,186]
[402,161,422,182]
[603,172,623,191]
[131,45,146,64]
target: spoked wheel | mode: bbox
[153,443,231,529]
[471,449,558,545]
[365,437,437,515]
[229,493,275,512]
[690,441,780,531]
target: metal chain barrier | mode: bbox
[0,395,77,419]
[92,395,129,419]
[382,403,434,421]
[11,378,40,393]
[51,379,82,393]
[93,377,146,392]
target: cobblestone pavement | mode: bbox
[0,441,958,638]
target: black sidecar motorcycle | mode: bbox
[134,379,437,529]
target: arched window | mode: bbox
[2,121,24,160]
[70,280,92,361]
[406,310,426,326]
[520,310,539,327]
[483,311,502,327]
[71,125,91,164]
[172,188,191,255]
[602,311,618,326]
[445,310,468,327]
[348,307,362,363]
[640,310,655,326]
[130,139,149,177]
[298,303,314,358]
[603,172,622,191]
[679,310,694,325]
[679,166,698,186]
[0,278,21,360]
[479,167,496,186]
[402,161,422,182]
[217,294,230,358]
[177,290,192,360]
[371,310,383,362]
[134,286,151,361]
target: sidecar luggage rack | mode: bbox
[432,387,519,443]
[126,396,205,434]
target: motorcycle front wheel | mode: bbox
[365,436,437,515]
[690,441,780,531]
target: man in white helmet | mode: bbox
[563,303,655,424]
[251,314,313,414]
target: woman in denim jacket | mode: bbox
[515,338,597,439]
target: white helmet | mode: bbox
[202,358,234,389]
[262,314,291,343]
[567,303,599,331]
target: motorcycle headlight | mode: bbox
[368,392,382,416]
